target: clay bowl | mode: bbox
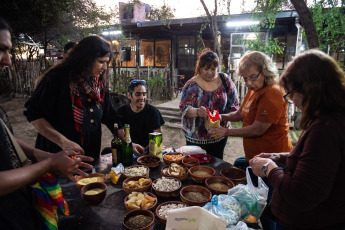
[123,165,150,179]
[161,165,189,181]
[180,185,212,206]
[124,192,158,212]
[163,152,185,165]
[122,209,155,230]
[205,176,235,195]
[75,173,107,189]
[189,165,216,183]
[81,182,107,205]
[182,157,200,168]
[156,201,189,225]
[152,177,182,198]
[137,155,161,168]
[220,167,247,185]
[122,176,152,195]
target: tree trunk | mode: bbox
[290,0,319,49]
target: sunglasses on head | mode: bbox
[131,79,146,84]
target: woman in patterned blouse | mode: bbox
[179,50,239,159]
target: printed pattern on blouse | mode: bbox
[179,74,239,143]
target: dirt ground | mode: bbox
[0,97,244,165]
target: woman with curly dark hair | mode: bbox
[250,49,345,230]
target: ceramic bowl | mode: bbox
[180,185,212,206]
[220,167,246,185]
[137,155,161,168]
[81,182,107,205]
[156,201,189,225]
[124,192,157,212]
[75,173,107,189]
[188,165,216,183]
[123,165,150,178]
[151,177,182,198]
[163,152,185,165]
[182,157,200,168]
[161,164,189,181]
[122,209,155,230]
[205,176,235,195]
[122,176,152,195]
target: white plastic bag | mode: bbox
[227,167,268,222]
[176,145,207,155]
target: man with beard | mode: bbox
[117,80,165,151]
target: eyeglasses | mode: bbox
[131,79,146,84]
[240,71,261,83]
[283,89,295,104]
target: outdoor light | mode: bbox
[101,30,122,36]
[226,21,260,27]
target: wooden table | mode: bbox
[58,154,235,230]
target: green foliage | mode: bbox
[146,3,176,27]
[241,37,285,56]
[310,0,345,53]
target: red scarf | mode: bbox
[70,77,105,143]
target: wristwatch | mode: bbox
[262,161,271,177]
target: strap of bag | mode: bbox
[0,118,32,166]
[219,73,229,93]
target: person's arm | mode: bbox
[221,110,243,122]
[256,152,290,166]
[0,147,92,196]
[249,157,278,177]
[30,118,83,151]
[210,120,272,139]
[184,106,208,119]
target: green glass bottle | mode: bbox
[122,124,133,166]
[111,123,122,167]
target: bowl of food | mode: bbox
[152,177,182,198]
[161,163,188,181]
[122,176,152,195]
[81,182,107,205]
[182,157,200,168]
[180,185,212,206]
[156,201,189,225]
[220,167,246,185]
[122,209,155,230]
[124,192,157,212]
[163,152,184,165]
[205,176,235,195]
[123,165,150,178]
[137,155,161,168]
[189,165,216,183]
[75,173,107,189]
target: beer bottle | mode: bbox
[122,124,133,166]
[111,123,122,166]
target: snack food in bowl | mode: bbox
[122,209,155,230]
[124,192,157,212]
[122,176,152,194]
[123,165,150,178]
[205,176,235,195]
[137,155,161,168]
[152,177,181,198]
[220,167,246,185]
[180,185,212,206]
[163,152,184,165]
[156,201,189,225]
[81,182,107,205]
[189,165,216,183]
[75,173,107,189]
[161,163,188,181]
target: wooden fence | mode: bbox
[0,62,174,103]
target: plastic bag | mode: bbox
[176,145,207,155]
[203,195,239,226]
[227,167,268,223]
[204,109,220,130]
